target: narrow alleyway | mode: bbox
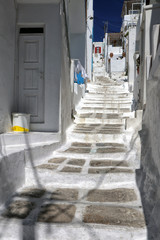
[0,64,147,240]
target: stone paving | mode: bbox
[0,71,147,239]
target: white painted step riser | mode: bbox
[84,98,132,102]
[87,86,124,90]
[80,104,131,109]
[87,86,128,90]
[74,118,125,125]
[75,113,134,119]
[87,90,126,93]
[82,100,132,104]
[88,85,127,88]
[85,94,133,98]
[55,153,129,161]
[77,109,130,114]
[88,86,123,88]
[0,222,147,240]
[0,133,60,147]
[25,170,135,188]
[67,133,125,143]
[85,92,133,100]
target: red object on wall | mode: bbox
[95,47,101,54]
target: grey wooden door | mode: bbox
[18,34,44,123]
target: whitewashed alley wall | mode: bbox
[128,27,136,91]
[60,3,72,141]
[86,0,93,80]
[69,0,86,67]
[0,0,16,133]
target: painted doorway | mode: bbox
[18,28,44,124]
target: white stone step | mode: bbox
[89,89,130,95]
[0,132,60,147]
[25,168,135,188]
[67,132,125,143]
[82,99,132,104]
[85,93,133,99]
[87,85,124,89]
[74,116,125,125]
[87,86,124,90]
[0,207,147,240]
[80,103,131,109]
[77,109,130,114]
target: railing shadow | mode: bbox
[0,126,137,240]
[0,77,145,239]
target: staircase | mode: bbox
[0,73,147,239]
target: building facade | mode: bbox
[0,0,93,205]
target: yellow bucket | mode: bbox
[12,113,30,132]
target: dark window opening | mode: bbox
[20,28,44,34]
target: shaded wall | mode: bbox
[136,4,160,239]
[18,3,62,132]
[70,33,86,67]
[0,0,16,133]
[128,28,136,91]
[68,0,86,68]
[140,4,160,108]
[60,3,72,141]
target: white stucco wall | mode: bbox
[108,45,123,55]
[0,0,16,133]
[110,58,125,73]
[133,5,160,238]
[70,33,86,67]
[73,83,85,111]
[128,27,136,91]
[86,0,93,80]
[139,4,160,108]
[68,0,86,69]
[68,0,85,34]
[17,3,62,132]
[59,4,72,141]
[122,14,139,30]
[108,46,125,73]
[0,150,25,205]
[138,74,160,238]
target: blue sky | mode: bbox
[93,0,124,42]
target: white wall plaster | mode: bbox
[0,0,16,133]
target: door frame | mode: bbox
[15,23,46,127]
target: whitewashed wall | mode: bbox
[108,46,125,73]
[111,58,125,72]
[128,27,136,91]
[134,4,160,238]
[70,33,86,67]
[0,0,16,133]
[139,4,160,108]
[68,0,86,67]
[59,2,72,141]
[86,0,93,80]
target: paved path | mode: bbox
[0,72,147,239]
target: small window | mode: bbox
[20,28,44,34]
